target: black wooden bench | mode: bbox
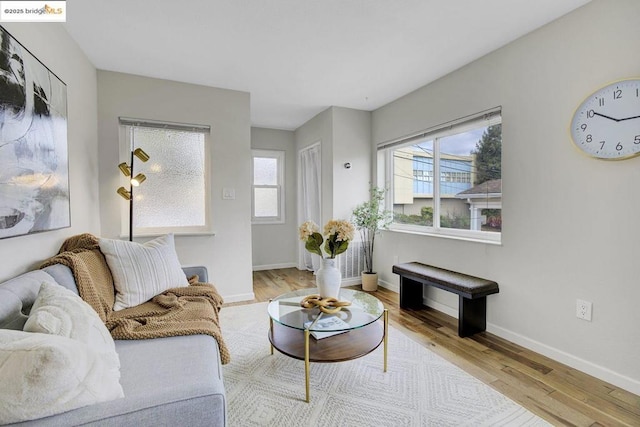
[392,262,499,337]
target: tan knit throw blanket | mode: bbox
[40,233,230,364]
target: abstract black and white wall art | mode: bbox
[0,26,69,239]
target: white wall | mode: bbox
[331,107,372,221]
[295,107,372,224]
[251,127,297,270]
[0,24,99,281]
[295,107,334,227]
[372,0,640,394]
[97,71,253,303]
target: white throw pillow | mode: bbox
[0,330,124,424]
[99,233,189,311]
[24,281,120,371]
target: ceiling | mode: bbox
[64,0,591,131]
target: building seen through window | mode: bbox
[389,117,501,239]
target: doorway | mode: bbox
[297,142,321,272]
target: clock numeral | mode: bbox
[599,97,605,106]
[634,135,640,145]
[614,89,622,99]
[586,134,592,143]
[636,88,639,97]
[580,124,587,131]
[600,141,606,150]
[587,109,595,118]
[616,142,623,151]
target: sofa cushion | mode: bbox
[0,271,57,331]
[99,234,189,311]
[41,264,79,295]
[17,335,226,426]
[0,330,124,424]
[23,282,121,374]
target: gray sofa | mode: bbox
[0,264,226,426]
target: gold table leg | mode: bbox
[304,328,310,403]
[269,317,274,355]
[383,308,388,372]
[269,299,274,355]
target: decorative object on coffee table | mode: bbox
[299,294,351,314]
[351,188,393,291]
[299,219,355,298]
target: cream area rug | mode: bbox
[220,302,550,427]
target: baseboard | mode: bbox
[381,277,457,317]
[378,283,640,396]
[378,278,399,293]
[224,292,256,303]
[487,323,640,396]
[341,276,362,286]
[423,297,458,318]
[427,301,640,395]
[252,262,297,271]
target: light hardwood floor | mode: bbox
[231,268,640,427]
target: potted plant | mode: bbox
[351,188,393,291]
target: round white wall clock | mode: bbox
[570,78,640,160]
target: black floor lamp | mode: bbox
[117,147,150,241]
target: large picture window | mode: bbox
[119,118,211,236]
[380,108,502,243]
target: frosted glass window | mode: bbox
[252,149,284,224]
[253,158,277,185]
[121,123,210,236]
[254,188,278,217]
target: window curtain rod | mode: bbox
[377,106,501,151]
[119,117,210,133]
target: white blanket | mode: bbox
[0,330,124,424]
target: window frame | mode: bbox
[251,149,285,225]
[118,119,212,237]
[379,108,502,244]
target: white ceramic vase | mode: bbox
[316,258,341,299]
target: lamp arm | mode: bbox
[129,149,134,241]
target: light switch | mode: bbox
[222,188,235,200]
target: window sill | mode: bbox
[251,219,285,225]
[387,223,502,246]
[120,231,216,239]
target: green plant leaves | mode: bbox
[351,187,393,273]
[301,221,353,259]
[323,235,349,258]
[305,232,324,257]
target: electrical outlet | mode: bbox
[576,299,592,321]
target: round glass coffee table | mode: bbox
[267,288,388,402]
